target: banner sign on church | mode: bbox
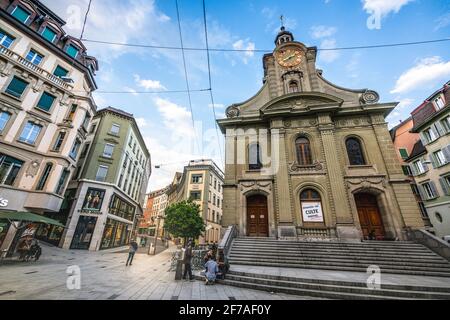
[301,202,324,222]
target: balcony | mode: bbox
[0,45,73,91]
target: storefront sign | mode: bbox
[82,188,105,211]
[301,202,324,222]
[0,197,8,207]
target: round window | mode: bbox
[435,212,443,223]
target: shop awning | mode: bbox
[0,211,65,227]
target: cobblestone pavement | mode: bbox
[0,243,316,300]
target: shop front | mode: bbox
[100,217,132,250]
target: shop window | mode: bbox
[346,137,366,165]
[82,188,105,211]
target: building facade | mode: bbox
[0,0,98,253]
[407,82,450,239]
[166,160,224,244]
[55,107,151,251]
[217,28,424,241]
[390,118,430,226]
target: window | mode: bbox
[434,96,445,110]
[422,182,438,200]
[412,160,426,175]
[95,165,108,182]
[423,127,437,143]
[300,189,324,223]
[0,154,24,186]
[36,92,56,112]
[191,174,203,184]
[435,212,443,223]
[433,150,447,167]
[52,131,66,151]
[189,191,201,201]
[103,144,115,158]
[5,76,28,98]
[441,116,450,133]
[210,174,212,185]
[53,65,68,78]
[0,111,11,132]
[110,123,120,135]
[209,191,211,202]
[398,148,409,160]
[41,26,57,43]
[402,165,412,176]
[55,169,70,195]
[19,122,42,144]
[346,137,366,165]
[25,49,43,65]
[296,137,312,165]
[82,112,91,131]
[214,178,217,189]
[80,143,90,158]
[11,5,30,24]
[440,175,450,196]
[128,136,133,147]
[67,104,77,121]
[0,29,15,48]
[288,81,299,93]
[36,163,53,191]
[248,143,262,170]
[213,194,216,206]
[69,138,81,159]
[82,188,105,211]
[66,44,79,58]
[89,123,97,134]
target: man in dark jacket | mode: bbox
[183,241,194,280]
[126,239,138,266]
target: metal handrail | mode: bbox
[217,225,238,275]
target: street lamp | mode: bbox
[150,215,163,255]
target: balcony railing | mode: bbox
[0,45,73,91]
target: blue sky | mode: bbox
[42,0,450,190]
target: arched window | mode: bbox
[300,189,324,223]
[346,137,366,165]
[248,143,262,170]
[36,162,53,190]
[288,81,299,93]
[295,137,312,165]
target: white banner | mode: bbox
[301,202,324,222]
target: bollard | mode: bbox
[174,259,183,280]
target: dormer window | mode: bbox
[41,26,57,43]
[66,44,79,58]
[433,95,445,110]
[11,5,31,24]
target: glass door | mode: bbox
[70,216,97,249]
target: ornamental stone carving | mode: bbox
[26,160,41,177]
[288,160,325,174]
[226,105,240,118]
[360,90,380,104]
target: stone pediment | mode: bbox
[260,92,344,116]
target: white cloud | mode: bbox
[135,117,148,127]
[396,98,414,110]
[208,103,225,109]
[310,26,337,39]
[362,0,414,18]
[434,13,450,31]
[123,87,138,96]
[232,39,256,64]
[318,39,340,63]
[153,97,195,138]
[390,56,450,94]
[134,74,166,91]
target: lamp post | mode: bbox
[151,215,163,255]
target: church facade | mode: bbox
[217,28,425,241]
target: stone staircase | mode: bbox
[228,237,450,278]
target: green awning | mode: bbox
[0,211,65,227]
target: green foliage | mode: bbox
[164,200,205,240]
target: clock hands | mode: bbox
[283,54,296,62]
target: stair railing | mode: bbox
[217,225,238,276]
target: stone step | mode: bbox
[227,270,450,293]
[234,238,419,246]
[224,273,450,299]
[227,259,450,277]
[229,248,443,261]
[228,254,450,268]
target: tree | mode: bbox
[164,200,205,246]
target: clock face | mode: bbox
[276,48,302,67]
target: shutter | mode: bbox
[442,144,450,163]
[429,181,439,198]
[417,184,428,200]
[439,177,450,196]
[430,126,439,140]
[419,132,429,145]
[409,163,418,176]
[421,157,429,172]
[430,153,438,169]
[434,122,446,136]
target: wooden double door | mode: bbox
[246,195,269,237]
[355,193,385,240]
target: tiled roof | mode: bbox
[406,139,427,161]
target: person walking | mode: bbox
[183,241,194,281]
[126,239,138,266]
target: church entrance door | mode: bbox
[246,195,269,237]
